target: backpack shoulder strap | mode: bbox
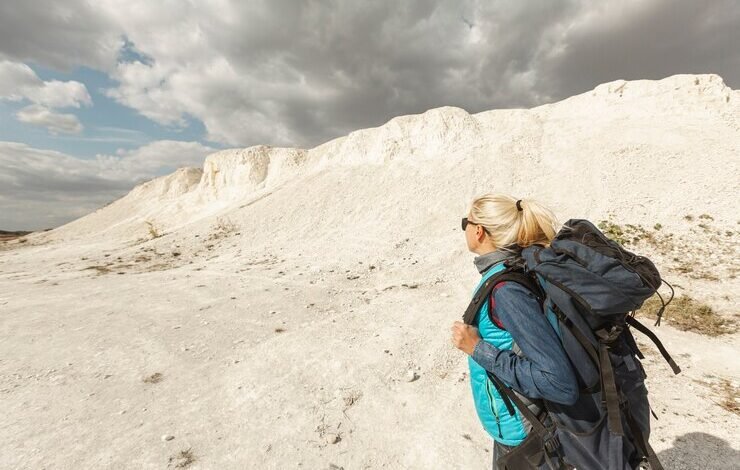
[487,270,546,329]
[462,259,545,326]
[463,263,514,325]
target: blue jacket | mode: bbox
[467,248,579,445]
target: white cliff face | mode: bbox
[198,146,308,201]
[128,167,204,200]
[36,73,739,245]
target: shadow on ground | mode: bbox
[657,432,739,470]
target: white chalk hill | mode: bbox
[2,74,738,469]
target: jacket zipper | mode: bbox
[484,377,503,438]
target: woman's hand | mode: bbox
[451,321,481,355]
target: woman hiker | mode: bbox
[450,193,579,469]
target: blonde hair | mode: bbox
[468,193,560,249]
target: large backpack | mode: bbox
[463,219,680,470]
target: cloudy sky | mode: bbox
[1,0,738,230]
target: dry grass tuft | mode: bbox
[713,378,740,416]
[168,447,196,468]
[145,220,163,239]
[637,295,737,336]
[83,265,113,275]
[143,372,164,384]
[208,217,239,241]
[694,377,740,416]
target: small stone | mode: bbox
[118,410,126,415]
[161,434,175,441]
[406,370,419,382]
[326,433,341,444]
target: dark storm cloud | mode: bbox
[186,0,740,146]
[1,1,736,148]
[537,0,740,100]
[0,2,120,71]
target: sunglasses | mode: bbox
[461,217,490,234]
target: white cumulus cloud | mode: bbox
[0,60,92,133]
[15,104,84,134]
[0,140,214,230]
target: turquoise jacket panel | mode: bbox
[467,261,528,446]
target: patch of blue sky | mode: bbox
[118,36,154,66]
[1,62,224,159]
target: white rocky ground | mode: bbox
[1,74,738,469]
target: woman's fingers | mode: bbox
[451,322,480,354]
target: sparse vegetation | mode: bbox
[673,263,694,274]
[684,214,694,221]
[343,390,362,408]
[168,447,196,468]
[83,265,113,275]
[712,378,740,416]
[597,216,737,281]
[145,220,163,239]
[208,216,239,241]
[0,230,32,241]
[597,220,628,245]
[637,295,737,336]
[143,372,164,384]
[598,219,660,247]
[694,376,740,416]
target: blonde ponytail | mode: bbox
[468,193,560,249]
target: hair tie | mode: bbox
[516,199,523,211]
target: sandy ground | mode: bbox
[1,74,738,469]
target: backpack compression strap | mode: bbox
[625,316,681,374]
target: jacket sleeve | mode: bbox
[470,281,579,405]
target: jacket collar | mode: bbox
[473,243,522,274]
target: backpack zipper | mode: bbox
[484,377,503,438]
